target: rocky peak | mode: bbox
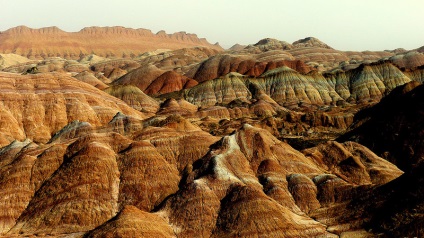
[253,38,293,50]
[228,43,247,51]
[293,37,333,49]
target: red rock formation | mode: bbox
[112,65,166,90]
[187,54,311,82]
[112,64,199,95]
[135,116,219,172]
[389,51,424,69]
[145,71,198,95]
[158,181,220,237]
[0,26,223,59]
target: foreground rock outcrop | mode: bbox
[0,91,406,237]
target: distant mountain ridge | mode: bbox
[0,26,223,59]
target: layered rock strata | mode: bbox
[0,26,223,59]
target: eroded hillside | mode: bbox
[0,31,423,237]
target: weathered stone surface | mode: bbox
[287,174,321,214]
[86,205,175,238]
[404,65,424,83]
[9,134,122,235]
[158,181,220,237]
[135,117,219,173]
[117,139,180,211]
[211,185,327,238]
[253,67,341,106]
[0,72,145,146]
[310,82,424,237]
[0,116,406,237]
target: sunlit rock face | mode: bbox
[104,85,160,114]
[0,72,145,146]
[85,205,175,238]
[0,26,223,59]
[0,114,219,236]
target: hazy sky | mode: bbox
[1,0,423,51]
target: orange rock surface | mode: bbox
[0,72,145,146]
[0,26,223,59]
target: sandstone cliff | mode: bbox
[0,26,223,59]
